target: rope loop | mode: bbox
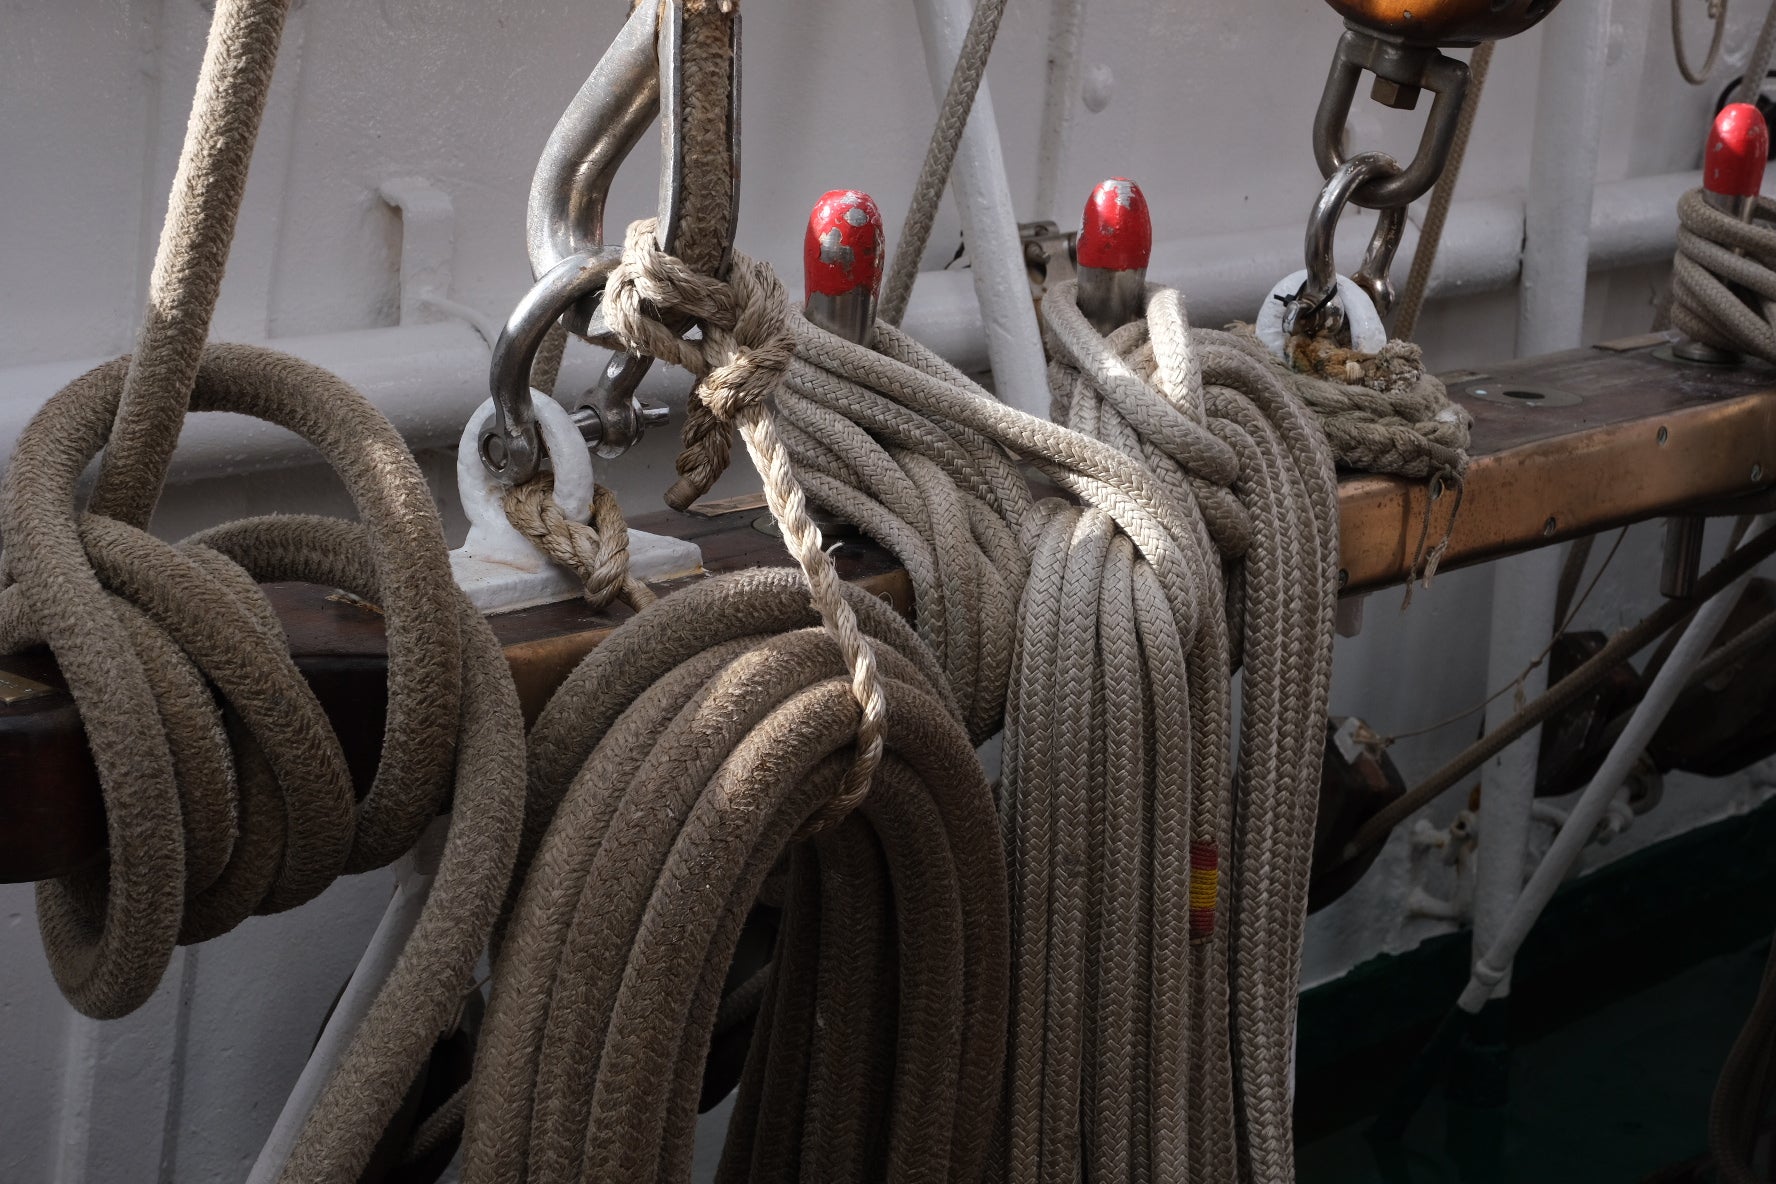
[598,215,888,830]
[502,475,656,612]
[0,344,529,1181]
[600,218,797,510]
[1044,280,1254,559]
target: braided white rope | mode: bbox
[1673,190,1776,363]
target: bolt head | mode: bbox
[1370,76,1422,110]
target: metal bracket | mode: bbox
[1284,152,1408,342]
[1019,220,1078,309]
[378,179,456,327]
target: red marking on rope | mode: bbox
[1188,840,1219,940]
[804,189,884,300]
[1077,178,1152,272]
[1706,104,1769,199]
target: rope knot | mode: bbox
[599,218,796,509]
[599,218,887,828]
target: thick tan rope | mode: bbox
[878,0,1012,326]
[763,278,1342,1182]
[1392,39,1494,342]
[1,350,526,1182]
[501,476,656,611]
[3,5,528,1181]
[463,569,1007,1184]
[1226,328,1471,482]
[87,0,292,527]
[1672,190,1776,362]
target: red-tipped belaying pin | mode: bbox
[1076,178,1152,335]
[1704,103,1769,215]
[805,189,885,346]
[1673,104,1769,364]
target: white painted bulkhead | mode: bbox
[5,1,1776,1179]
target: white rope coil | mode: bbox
[1673,189,1776,363]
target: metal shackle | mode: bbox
[1309,0,1562,212]
[480,1,740,486]
[1286,152,1407,342]
[1311,31,1469,211]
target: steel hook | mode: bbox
[481,1,740,485]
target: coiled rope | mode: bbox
[9,2,1465,1181]
[1672,190,1776,363]
[456,211,1013,1178]
[2,3,526,1181]
[464,569,1007,1183]
[770,278,1339,1182]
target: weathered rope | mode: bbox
[1,350,527,1183]
[87,0,292,527]
[1225,328,1471,481]
[465,570,1008,1184]
[1672,190,1776,363]
[775,326,1034,742]
[1224,325,1471,599]
[1735,0,1776,106]
[1672,0,1729,85]
[878,0,1011,326]
[1037,282,1339,1184]
[4,4,526,1181]
[501,476,656,611]
[765,276,1342,1182]
[1392,39,1494,341]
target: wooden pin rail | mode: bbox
[3,334,1774,884]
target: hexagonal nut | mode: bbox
[1370,76,1422,111]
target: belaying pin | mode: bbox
[794,190,886,541]
[1702,102,1769,215]
[1673,103,1770,366]
[1666,103,1769,595]
[1076,178,1151,336]
[804,190,885,347]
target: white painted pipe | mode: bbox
[1033,0,1086,223]
[1459,517,1773,1013]
[245,819,448,1184]
[1470,545,1565,999]
[1464,0,1615,1008]
[0,168,1727,488]
[907,0,1051,418]
[1517,0,1616,356]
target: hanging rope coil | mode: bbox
[0,347,528,1177]
[0,5,530,1181]
[465,569,1008,1184]
[1037,282,1340,1183]
[1672,190,1776,363]
[760,277,1340,1181]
